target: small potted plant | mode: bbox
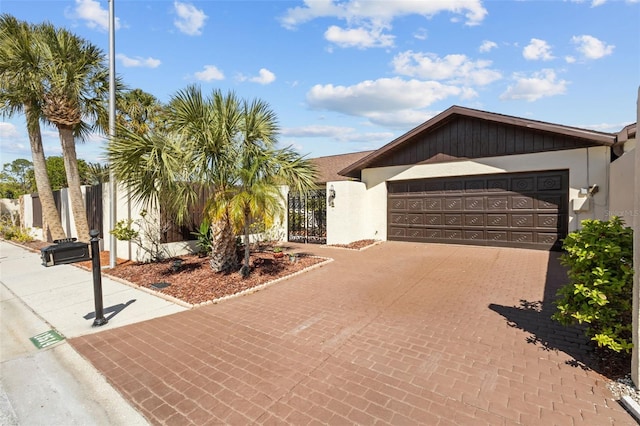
[273,246,284,259]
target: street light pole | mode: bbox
[108,0,117,268]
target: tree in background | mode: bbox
[0,14,65,240]
[25,156,90,191]
[117,88,165,135]
[0,159,34,198]
[37,23,110,241]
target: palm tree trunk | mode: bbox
[57,124,90,242]
[241,211,251,277]
[209,212,238,273]
[25,104,65,241]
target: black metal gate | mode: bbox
[288,189,326,244]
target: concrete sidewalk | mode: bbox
[0,240,187,425]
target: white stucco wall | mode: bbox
[349,146,610,241]
[326,180,368,245]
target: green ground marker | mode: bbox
[30,330,65,349]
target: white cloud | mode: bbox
[500,69,568,102]
[479,40,497,53]
[174,1,207,36]
[116,54,161,68]
[324,25,394,49]
[238,68,276,85]
[565,56,576,63]
[306,77,462,127]
[392,51,502,86]
[571,35,614,59]
[523,38,554,61]
[413,28,428,41]
[0,122,20,139]
[281,0,487,29]
[282,125,394,143]
[194,65,224,82]
[72,0,120,31]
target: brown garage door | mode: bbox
[387,170,569,250]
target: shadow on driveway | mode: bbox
[489,251,630,379]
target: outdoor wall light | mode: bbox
[328,185,336,207]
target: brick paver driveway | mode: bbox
[70,242,634,425]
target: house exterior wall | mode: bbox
[326,180,368,245]
[609,146,637,224]
[349,146,610,242]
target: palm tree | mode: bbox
[0,14,65,241]
[206,98,316,276]
[37,23,110,241]
[116,88,165,135]
[108,85,317,275]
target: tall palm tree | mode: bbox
[0,14,65,241]
[37,23,110,241]
[108,85,317,275]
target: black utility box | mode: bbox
[41,238,90,267]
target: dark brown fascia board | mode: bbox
[339,105,618,178]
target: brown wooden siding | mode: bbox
[372,116,600,169]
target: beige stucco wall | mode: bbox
[326,180,368,245]
[609,144,637,225]
[347,146,610,242]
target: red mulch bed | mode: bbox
[101,251,326,305]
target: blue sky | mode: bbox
[1,0,638,167]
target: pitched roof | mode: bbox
[339,105,618,179]
[310,151,375,184]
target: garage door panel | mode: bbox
[537,196,562,210]
[464,230,484,241]
[387,170,568,250]
[389,227,406,237]
[512,214,534,227]
[444,230,462,240]
[512,177,535,192]
[511,196,534,209]
[426,214,442,225]
[407,214,423,225]
[487,214,508,227]
[487,197,508,210]
[425,199,442,211]
[390,213,406,224]
[407,200,422,211]
[444,181,463,192]
[445,214,462,225]
[389,199,406,209]
[464,214,484,226]
[465,179,485,192]
[537,214,559,228]
[488,178,509,192]
[465,197,484,210]
[512,232,534,243]
[444,198,462,210]
[487,231,508,242]
[538,175,563,191]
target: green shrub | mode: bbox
[191,219,212,255]
[110,219,139,241]
[552,217,634,353]
[0,215,33,242]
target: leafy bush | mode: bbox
[552,217,634,353]
[191,219,212,255]
[0,215,33,242]
[110,219,139,241]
